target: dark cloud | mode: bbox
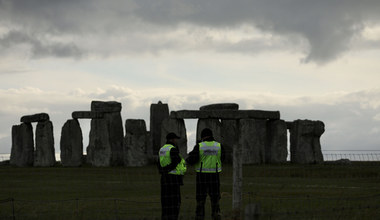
[0,0,380,63]
[0,30,83,58]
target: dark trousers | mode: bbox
[195,173,221,220]
[161,174,182,220]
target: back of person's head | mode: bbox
[201,128,213,139]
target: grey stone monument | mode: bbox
[10,123,34,167]
[161,118,188,158]
[124,119,148,167]
[60,119,83,167]
[196,119,222,142]
[87,118,112,167]
[240,119,267,164]
[34,120,56,167]
[200,103,240,163]
[289,119,325,164]
[87,101,124,166]
[266,120,288,163]
[150,101,169,155]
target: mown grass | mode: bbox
[0,163,379,219]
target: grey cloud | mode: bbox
[1,0,380,62]
[0,30,83,58]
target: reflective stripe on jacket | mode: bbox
[159,144,186,175]
[195,141,222,173]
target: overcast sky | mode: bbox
[1,0,380,154]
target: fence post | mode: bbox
[233,119,243,218]
[11,198,15,220]
[114,199,119,220]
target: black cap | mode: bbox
[201,128,213,138]
[166,132,180,140]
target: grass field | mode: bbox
[0,162,380,219]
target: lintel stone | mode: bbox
[91,101,122,113]
[72,111,104,119]
[21,113,50,123]
[170,110,280,120]
[200,103,239,111]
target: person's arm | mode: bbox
[186,142,200,165]
[159,147,181,173]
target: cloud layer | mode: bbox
[1,0,380,63]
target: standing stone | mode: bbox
[161,118,188,158]
[266,120,288,163]
[289,119,325,164]
[10,123,34,167]
[221,120,238,163]
[240,119,267,164]
[200,103,239,164]
[60,119,83,167]
[91,101,124,166]
[124,119,148,167]
[87,118,112,167]
[34,121,56,167]
[104,112,124,166]
[150,101,169,155]
[196,119,222,142]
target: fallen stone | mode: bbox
[60,119,83,167]
[34,121,56,167]
[200,103,239,111]
[72,111,104,119]
[150,101,169,155]
[289,119,325,164]
[240,119,267,164]
[21,113,49,123]
[170,110,280,120]
[124,119,148,167]
[161,118,188,158]
[10,123,34,167]
[91,101,122,113]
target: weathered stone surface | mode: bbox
[124,119,148,167]
[240,119,267,164]
[10,123,34,167]
[34,121,56,167]
[170,110,280,120]
[150,101,169,155]
[289,119,325,164]
[161,118,188,158]
[60,119,83,167]
[266,120,288,163]
[197,119,222,142]
[21,113,49,123]
[87,119,112,167]
[72,111,104,119]
[104,112,124,166]
[221,120,238,163]
[200,103,239,111]
[91,101,122,113]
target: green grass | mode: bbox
[0,163,380,219]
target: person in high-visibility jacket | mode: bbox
[186,128,225,220]
[158,132,186,220]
